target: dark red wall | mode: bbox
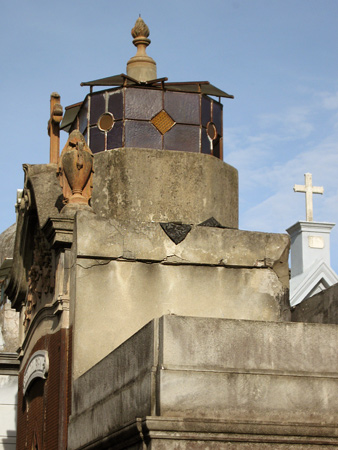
[17,328,72,450]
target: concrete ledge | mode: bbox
[74,211,290,287]
[68,316,338,450]
[69,416,338,450]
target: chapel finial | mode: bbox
[127,17,157,82]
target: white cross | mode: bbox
[293,173,324,222]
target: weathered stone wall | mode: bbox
[68,315,338,450]
[71,210,290,379]
[0,304,19,352]
[0,224,16,266]
[91,148,238,228]
[292,282,338,324]
[16,328,71,450]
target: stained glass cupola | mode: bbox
[60,17,233,158]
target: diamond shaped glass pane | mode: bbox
[151,110,175,135]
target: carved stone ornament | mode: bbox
[23,350,49,395]
[24,228,55,330]
[57,130,94,206]
[131,16,150,38]
[19,188,32,212]
[160,223,192,245]
[47,92,63,164]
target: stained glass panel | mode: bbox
[164,91,200,125]
[212,101,222,136]
[164,124,200,152]
[90,93,105,126]
[78,99,88,135]
[201,95,211,127]
[201,128,211,155]
[125,88,162,120]
[125,120,162,149]
[107,121,123,149]
[108,90,123,120]
[89,126,105,153]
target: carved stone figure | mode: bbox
[57,130,94,206]
[47,92,63,164]
[24,229,55,330]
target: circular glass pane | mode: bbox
[206,122,217,140]
[98,113,114,132]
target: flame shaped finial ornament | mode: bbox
[131,17,150,39]
[127,17,157,82]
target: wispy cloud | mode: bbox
[319,91,338,110]
[257,106,314,139]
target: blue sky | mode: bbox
[1,0,338,270]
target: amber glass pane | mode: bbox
[125,120,162,149]
[212,101,222,136]
[151,110,175,135]
[98,113,114,132]
[164,124,200,152]
[201,95,211,127]
[201,128,211,155]
[108,90,123,120]
[164,91,200,125]
[90,93,105,125]
[107,121,123,149]
[89,126,105,153]
[125,88,162,120]
[207,122,217,140]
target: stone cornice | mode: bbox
[42,216,75,249]
[287,221,335,237]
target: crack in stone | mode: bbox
[76,260,113,270]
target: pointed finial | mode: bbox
[127,17,157,82]
[131,16,150,39]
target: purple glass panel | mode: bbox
[213,137,221,159]
[212,101,222,136]
[78,99,88,134]
[89,126,105,153]
[201,127,212,155]
[107,121,123,149]
[125,88,162,120]
[201,95,211,127]
[69,122,77,133]
[125,120,162,149]
[108,89,123,120]
[164,124,200,152]
[83,129,88,146]
[164,91,200,125]
[90,93,105,126]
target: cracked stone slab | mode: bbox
[74,211,290,288]
[72,261,287,378]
